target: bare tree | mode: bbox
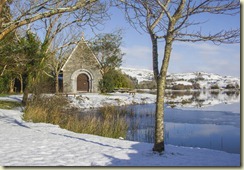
[46,28,80,93]
[37,1,108,93]
[0,0,108,101]
[117,0,240,152]
[0,0,100,40]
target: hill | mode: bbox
[120,67,240,90]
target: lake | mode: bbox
[125,90,240,154]
[79,90,240,154]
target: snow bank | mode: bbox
[0,108,240,166]
[68,92,156,109]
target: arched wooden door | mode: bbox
[77,74,89,92]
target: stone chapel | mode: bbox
[61,37,102,93]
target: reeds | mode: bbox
[23,95,128,139]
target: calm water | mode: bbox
[125,102,240,154]
[81,91,240,154]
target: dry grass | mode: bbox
[23,95,68,124]
[23,95,128,139]
[62,106,129,138]
[0,100,22,109]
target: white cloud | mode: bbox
[168,42,240,77]
[121,45,153,69]
[186,42,221,52]
[175,42,239,56]
[121,45,151,59]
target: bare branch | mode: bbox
[0,0,98,40]
[0,64,7,76]
[116,0,240,153]
[156,0,172,22]
[175,29,240,44]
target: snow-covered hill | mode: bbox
[120,67,240,90]
[120,67,154,83]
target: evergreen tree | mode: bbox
[99,69,134,93]
[91,32,124,75]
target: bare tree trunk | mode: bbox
[22,75,30,105]
[153,36,173,152]
[153,77,165,152]
[22,87,29,106]
[19,74,23,94]
[150,33,159,81]
[9,78,15,93]
[55,74,59,93]
[117,0,240,154]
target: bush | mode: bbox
[30,76,56,95]
[195,77,205,81]
[0,76,9,93]
[181,99,192,105]
[99,69,135,93]
[172,84,192,90]
[225,84,239,89]
[138,80,156,89]
[210,84,219,89]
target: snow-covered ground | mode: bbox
[0,107,240,166]
[69,91,240,113]
[68,92,156,109]
[120,67,155,83]
[0,93,241,166]
[0,90,240,111]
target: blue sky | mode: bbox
[83,5,240,78]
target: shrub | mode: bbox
[138,80,156,89]
[181,99,192,105]
[195,77,205,81]
[225,84,239,89]
[0,76,9,93]
[172,84,192,90]
[30,76,56,95]
[210,84,219,89]
[99,72,115,93]
[99,69,135,93]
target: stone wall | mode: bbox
[62,38,102,93]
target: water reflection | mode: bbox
[80,91,240,154]
[125,100,240,154]
[127,122,240,154]
[165,123,240,153]
[165,90,240,109]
